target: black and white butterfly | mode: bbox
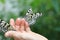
[0,8,42,33]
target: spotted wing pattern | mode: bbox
[24,8,42,25]
[0,19,14,33]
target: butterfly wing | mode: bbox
[0,19,14,33]
[25,9,42,25]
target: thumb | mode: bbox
[5,31,21,38]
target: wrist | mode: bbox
[30,32,48,40]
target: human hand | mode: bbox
[5,18,48,40]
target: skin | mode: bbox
[5,18,48,40]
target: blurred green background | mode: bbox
[0,0,60,40]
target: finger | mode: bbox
[10,19,15,30]
[5,31,21,38]
[15,18,21,26]
[20,18,25,31]
[24,21,31,32]
[15,18,21,31]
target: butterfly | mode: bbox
[0,8,42,33]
